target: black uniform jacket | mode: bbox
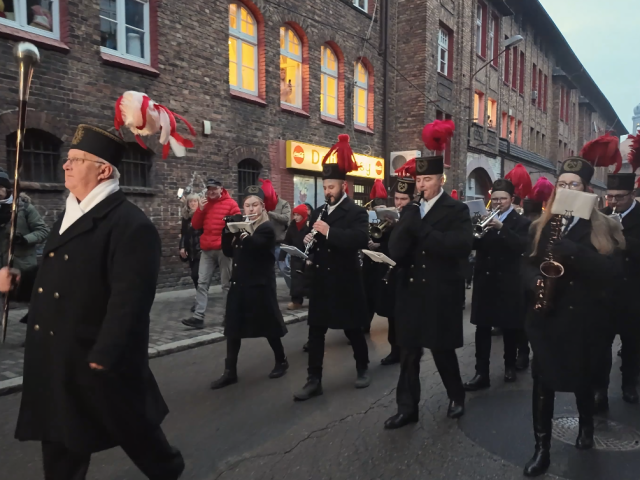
[523,218,618,392]
[389,192,473,350]
[222,220,287,339]
[281,219,311,300]
[373,225,396,319]
[471,209,531,329]
[14,191,168,454]
[307,196,370,330]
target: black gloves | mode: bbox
[14,233,28,246]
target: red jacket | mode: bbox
[192,189,241,251]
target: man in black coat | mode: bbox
[0,125,184,480]
[594,173,640,409]
[464,178,531,391]
[294,163,371,401]
[384,156,473,429]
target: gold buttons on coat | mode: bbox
[34,325,40,331]
[53,293,59,299]
[48,252,54,258]
[37,288,43,293]
[409,278,414,282]
[49,331,54,336]
[234,264,237,267]
[64,255,69,261]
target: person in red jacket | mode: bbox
[182,178,241,329]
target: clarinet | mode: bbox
[296,203,329,274]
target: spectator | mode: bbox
[179,193,203,312]
[266,185,291,287]
[182,179,240,329]
[281,204,310,309]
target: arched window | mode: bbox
[321,45,338,118]
[237,158,262,200]
[6,129,62,183]
[120,143,153,187]
[280,25,302,108]
[229,2,258,95]
[354,61,368,127]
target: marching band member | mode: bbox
[364,183,389,333]
[294,136,371,401]
[210,185,289,389]
[465,169,531,391]
[281,204,311,310]
[522,153,625,477]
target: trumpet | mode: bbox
[370,220,392,239]
[223,213,259,223]
[473,207,500,239]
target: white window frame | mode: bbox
[100,0,151,65]
[437,28,449,76]
[280,25,303,108]
[321,45,338,119]
[353,0,368,12]
[488,15,495,61]
[229,2,258,96]
[354,61,368,127]
[476,4,483,56]
[0,0,60,40]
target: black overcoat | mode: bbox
[374,226,396,319]
[471,209,531,329]
[15,191,168,454]
[524,218,617,393]
[389,193,473,350]
[307,197,369,330]
[281,220,311,300]
[222,221,287,339]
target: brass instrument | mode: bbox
[223,213,259,223]
[533,213,567,313]
[473,207,500,239]
[2,42,40,343]
[370,219,392,239]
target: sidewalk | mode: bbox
[0,277,307,396]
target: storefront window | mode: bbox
[293,174,315,208]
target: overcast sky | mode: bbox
[538,0,638,135]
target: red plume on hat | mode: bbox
[579,133,622,173]
[394,158,416,178]
[529,177,554,203]
[370,179,387,200]
[450,189,459,200]
[504,163,532,199]
[627,133,640,173]
[322,134,359,173]
[422,119,455,151]
[258,179,278,211]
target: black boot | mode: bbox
[447,399,465,419]
[210,360,238,390]
[622,384,639,404]
[464,373,490,391]
[575,390,594,450]
[384,411,419,429]
[381,347,400,366]
[293,376,323,401]
[593,389,609,414]
[269,358,289,379]
[523,379,554,477]
[516,354,530,371]
[504,366,517,383]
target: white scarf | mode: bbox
[0,195,14,205]
[60,179,121,234]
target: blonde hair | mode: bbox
[530,188,625,256]
[182,193,201,219]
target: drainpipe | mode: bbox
[380,0,390,193]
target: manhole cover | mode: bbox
[552,415,640,451]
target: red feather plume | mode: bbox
[529,177,554,203]
[627,134,640,173]
[322,134,359,173]
[504,163,532,200]
[579,133,622,173]
[395,158,416,178]
[450,189,459,200]
[422,120,455,151]
[369,179,387,200]
[258,179,278,212]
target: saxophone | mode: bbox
[533,214,566,313]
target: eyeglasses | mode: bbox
[557,181,583,190]
[605,193,631,201]
[64,157,106,166]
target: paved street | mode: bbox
[0,288,637,480]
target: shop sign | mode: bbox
[286,140,384,179]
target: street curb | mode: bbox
[0,311,308,397]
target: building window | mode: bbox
[353,0,367,12]
[321,45,338,118]
[541,133,546,156]
[0,0,60,40]
[100,0,150,64]
[518,51,525,94]
[501,112,508,138]
[538,69,543,109]
[503,36,510,83]
[475,2,485,57]
[511,46,518,88]
[508,116,516,142]
[530,127,535,152]
[6,129,62,183]
[473,91,485,125]
[237,158,262,201]
[490,15,499,66]
[280,25,302,107]
[120,143,153,187]
[436,111,453,167]
[532,63,537,105]
[565,92,571,123]
[487,97,497,129]
[354,61,368,127]
[517,120,523,146]
[438,26,452,78]
[560,86,565,122]
[543,74,548,112]
[229,2,258,96]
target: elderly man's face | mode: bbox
[207,186,222,200]
[63,149,112,200]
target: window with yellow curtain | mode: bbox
[354,62,368,127]
[280,26,302,107]
[321,45,338,118]
[228,2,258,95]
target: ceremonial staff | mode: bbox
[2,42,40,343]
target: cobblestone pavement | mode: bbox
[0,278,303,386]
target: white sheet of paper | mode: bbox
[375,208,399,221]
[280,244,308,260]
[227,222,255,234]
[465,200,488,217]
[551,188,597,220]
[362,249,396,267]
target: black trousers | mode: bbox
[388,316,398,350]
[517,328,531,358]
[42,428,183,480]
[308,325,369,378]
[189,258,199,289]
[594,328,640,389]
[396,347,465,414]
[474,325,522,374]
[226,337,286,368]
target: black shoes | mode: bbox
[269,359,289,379]
[622,385,639,404]
[447,399,465,419]
[516,354,530,371]
[464,374,490,391]
[593,389,609,414]
[523,439,551,477]
[384,412,419,429]
[182,317,204,329]
[575,422,594,450]
[355,369,371,389]
[504,367,517,383]
[210,369,238,390]
[380,349,400,366]
[294,377,323,401]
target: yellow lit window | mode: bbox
[354,62,369,127]
[280,26,302,107]
[321,45,338,118]
[229,2,258,95]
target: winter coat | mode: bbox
[374,226,396,319]
[282,219,311,300]
[471,209,531,329]
[307,197,370,330]
[222,220,287,339]
[389,193,473,350]
[192,189,240,251]
[14,190,168,454]
[0,193,49,271]
[268,197,291,243]
[179,211,202,262]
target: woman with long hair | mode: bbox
[210,185,289,389]
[522,157,625,477]
[179,193,203,290]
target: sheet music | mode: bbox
[362,249,396,266]
[551,189,597,220]
[280,244,308,260]
[227,222,255,234]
